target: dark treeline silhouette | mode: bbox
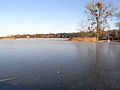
[4,33,78,38]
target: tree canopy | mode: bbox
[86,0,117,32]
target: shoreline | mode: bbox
[0,37,119,42]
[0,37,16,40]
[69,37,120,42]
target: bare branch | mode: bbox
[86,0,117,32]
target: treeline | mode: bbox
[7,33,79,38]
[1,32,95,39]
[8,31,98,39]
[1,30,120,40]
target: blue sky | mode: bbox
[0,0,119,36]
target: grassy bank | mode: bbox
[0,37,16,40]
[69,37,97,42]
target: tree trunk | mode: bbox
[96,18,99,41]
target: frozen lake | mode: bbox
[0,38,120,90]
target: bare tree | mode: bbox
[115,11,120,29]
[86,0,117,40]
[77,20,89,32]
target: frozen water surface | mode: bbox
[0,39,120,90]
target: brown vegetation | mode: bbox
[69,37,97,42]
[0,37,16,40]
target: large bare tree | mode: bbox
[86,0,117,40]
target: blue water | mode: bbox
[0,39,120,90]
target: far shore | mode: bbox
[0,37,110,42]
[0,37,68,40]
[0,37,16,40]
[0,37,120,42]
